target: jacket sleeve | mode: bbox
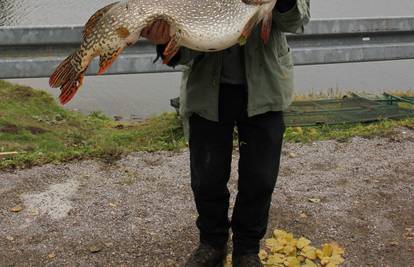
[272,0,310,33]
[176,48,204,66]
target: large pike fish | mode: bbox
[49,0,277,104]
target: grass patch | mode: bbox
[0,80,413,170]
[284,119,413,143]
[0,80,185,169]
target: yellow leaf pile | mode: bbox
[224,229,345,267]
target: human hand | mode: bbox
[141,20,171,44]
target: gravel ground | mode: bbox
[0,127,413,267]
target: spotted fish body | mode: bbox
[49,0,277,104]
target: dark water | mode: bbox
[2,0,414,118]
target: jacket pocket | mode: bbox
[277,47,293,68]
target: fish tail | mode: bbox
[58,73,85,105]
[49,51,85,105]
[49,53,77,88]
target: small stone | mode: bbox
[300,212,308,219]
[308,198,321,204]
[29,208,39,216]
[288,153,297,158]
[389,241,399,246]
[89,243,103,253]
[5,236,14,241]
[105,242,114,247]
[48,252,56,259]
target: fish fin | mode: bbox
[50,51,89,104]
[116,27,130,39]
[59,72,85,105]
[261,12,272,44]
[163,31,182,64]
[49,54,77,88]
[98,48,123,75]
[239,13,259,45]
[83,1,119,40]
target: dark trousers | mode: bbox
[189,83,285,255]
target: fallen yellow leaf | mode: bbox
[303,259,318,267]
[301,245,317,260]
[267,253,286,265]
[296,255,305,262]
[283,245,297,256]
[316,249,323,260]
[274,229,289,238]
[284,256,301,267]
[261,229,345,267]
[287,238,297,248]
[308,198,321,203]
[296,237,311,249]
[10,205,23,213]
[274,229,294,241]
[321,256,331,265]
[277,237,289,246]
[258,249,268,260]
[322,243,333,258]
[265,238,280,250]
[330,242,345,256]
[328,254,345,266]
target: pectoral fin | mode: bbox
[261,12,272,44]
[239,12,259,45]
[163,31,182,64]
[59,72,85,105]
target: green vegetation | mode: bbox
[0,80,413,170]
[284,119,413,143]
[0,80,185,169]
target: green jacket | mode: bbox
[177,0,310,123]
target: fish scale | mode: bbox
[49,0,277,105]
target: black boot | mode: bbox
[232,254,263,267]
[184,243,227,267]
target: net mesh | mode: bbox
[170,93,414,127]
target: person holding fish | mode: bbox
[49,0,310,266]
[142,0,310,266]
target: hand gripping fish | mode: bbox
[49,0,277,104]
